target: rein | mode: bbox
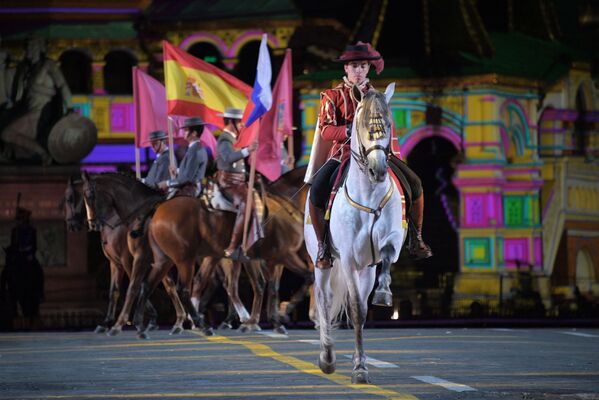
[84,177,158,229]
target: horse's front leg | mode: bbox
[265,263,284,332]
[239,259,265,333]
[349,267,376,384]
[315,267,335,374]
[372,244,396,307]
[280,252,314,326]
[108,251,149,336]
[95,261,124,333]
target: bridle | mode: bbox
[82,176,154,230]
[65,189,83,226]
[349,102,391,175]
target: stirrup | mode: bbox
[316,242,333,270]
[225,247,250,262]
[409,235,432,260]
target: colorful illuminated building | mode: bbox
[0,0,597,323]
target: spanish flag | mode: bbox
[163,41,252,127]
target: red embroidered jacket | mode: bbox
[318,81,372,162]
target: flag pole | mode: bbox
[167,117,176,179]
[242,122,259,252]
[286,132,294,170]
[135,147,141,179]
[132,66,141,180]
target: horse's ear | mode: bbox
[352,84,363,102]
[384,82,395,104]
[81,170,89,183]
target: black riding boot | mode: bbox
[308,200,332,269]
[409,195,432,260]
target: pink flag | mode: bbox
[253,49,293,181]
[133,67,217,158]
[133,67,168,148]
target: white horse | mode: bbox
[304,83,406,384]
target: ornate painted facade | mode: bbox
[299,69,599,314]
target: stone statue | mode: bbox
[0,36,96,165]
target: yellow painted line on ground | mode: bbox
[192,332,419,400]
[0,340,215,355]
[0,390,380,399]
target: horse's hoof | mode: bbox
[107,327,121,337]
[135,324,144,333]
[218,322,233,330]
[202,327,215,336]
[169,326,183,335]
[274,325,288,335]
[239,323,261,333]
[147,322,159,331]
[94,325,108,334]
[372,290,393,307]
[137,331,150,340]
[351,369,371,384]
[318,352,336,374]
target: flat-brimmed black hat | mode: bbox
[148,130,167,141]
[181,117,206,129]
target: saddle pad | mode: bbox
[324,166,407,229]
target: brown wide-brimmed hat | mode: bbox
[334,41,384,74]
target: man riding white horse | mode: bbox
[305,41,432,270]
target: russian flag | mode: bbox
[244,34,273,128]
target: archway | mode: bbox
[406,136,460,277]
[104,50,138,95]
[187,41,225,70]
[59,50,92,94]
[233,41,279,85]
[575,248,596,294]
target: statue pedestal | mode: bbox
[0,166,103,329]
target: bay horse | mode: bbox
[77,173,187,336]
[80,173,266,335]
[190,170,316,333]
[304,83,406,384]
[265,166,317,325]
[127,186,309,336]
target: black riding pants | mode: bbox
[309,159,340,209]
[389,154,422,199]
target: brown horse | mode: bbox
[77,172,187,336]
[265,166,316,325]
[129,185,310,335]
[190,167,315,333]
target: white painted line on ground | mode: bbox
[560,331,599,338]
[299,339,320,345]
[343,354,399,369]
[257,331,288,339]
[411,376,476,392]
[491,328,516,332]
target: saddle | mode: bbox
[200,177,266,224]
[324,159,409,229]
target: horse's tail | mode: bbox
[321,258,349,327]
